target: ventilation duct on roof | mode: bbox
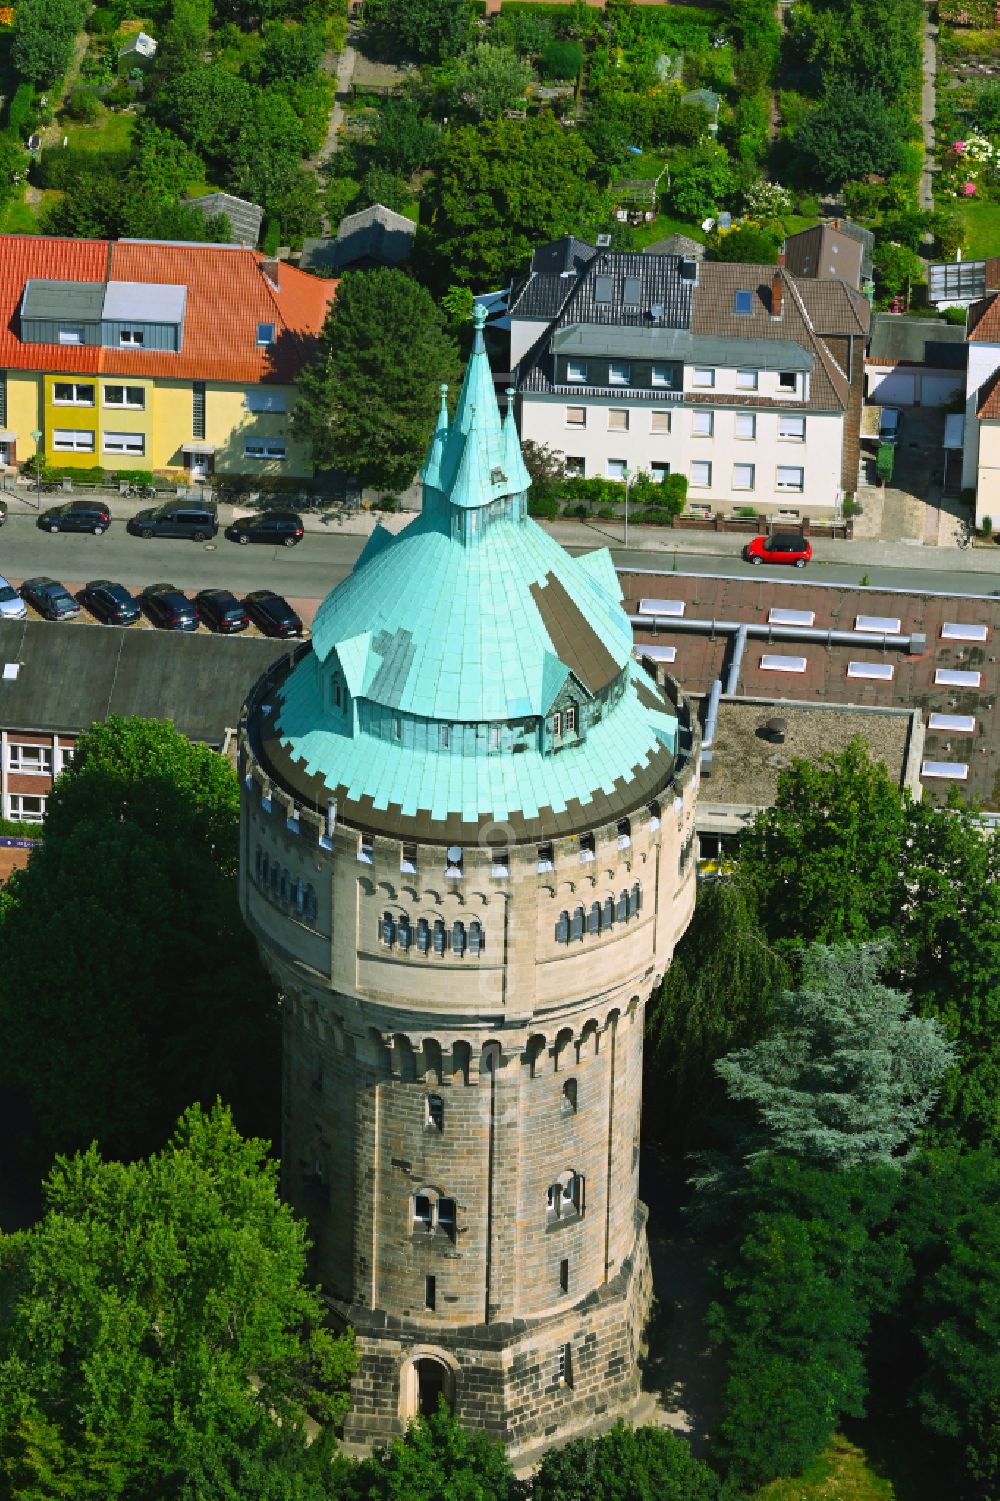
[678,257,699,283]
[596,234,612,248]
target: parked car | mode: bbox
[20,575,81,620]
[744,531,812,568]
[128,500,218,541]
[81,579,141,626]
[195,588,249,634]
[0,572,27,620]
[243,589,304,638]
[0,497,7,526]
[879,407,902,445]
[141,582,199,631]
[38,499,111,535]
[225,510,304,547]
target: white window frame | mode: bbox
[52,381,95,406]
[651,364,673,388]
[103,383,145,409]
[733,463,755,491]
[566,359,588,383]
[607,458,627,481]
[779,414,806,441]
[8,793,46,822]
[736,368,758,390]
[608,360,630,386]
[735,412,756,439]
[778,370,797,392]
[776,465,804,492]
[565,406,586,428]
[650,410,671,434]
[693,367,715,388]
[7,743,52,774]
[692,410,714,437]
[119,329,144,346]
[245,388,288,413]
[57,328,82,345]
[52,428,95,452]
[690,460,712,487]
[244,440,287,461]
[607,408,629,432]
[102,431,145,455]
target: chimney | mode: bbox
[770,270,783,319]
[261,257,280,290]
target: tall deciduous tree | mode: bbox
[365,0,471,63]
[421,115,605,289]
[12,0,85,85]
[531,1422,720,1500]
[343,1404,522,1500]
[714,942,954,1168]
[795,87,907,187]
[452,43,534,120]
[0,1103,357,1499]
[0,716,279,1162]
[293,268,461,490]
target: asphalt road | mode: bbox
[2,514,1000,606]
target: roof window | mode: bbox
[623,276,642,306]
[257,322,275,346]
[595,275,613,304]
[734,290,753,314]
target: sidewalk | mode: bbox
[6,483,1000,577]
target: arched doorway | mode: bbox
[415,1357,450,1416]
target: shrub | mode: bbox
[539,37,582,79]
[7,81,35,137]
[527,496,559,519]
[65,86,100,122]
[982,513,993,537]
[597,504,615,519]
[87,5,117,31]
[377,494,399,511]
[261,216,280,255]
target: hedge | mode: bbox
[7,82,35,137]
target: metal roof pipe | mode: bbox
[725,623,748,695]
[700,678,723,779]
[629,614,913,651]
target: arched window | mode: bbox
[304,885,318,922]
[570,906,585,941]
[381,910,396,947]
[588,901,600,935]
[417,917,431,954]
[255,846,264,880]
[452,920,466,957]
[469,919,483,956]
[279,869,291,903]
[603,895,615,930]
[555,910,570,944]
[630,882,641,918]
[432,918,447,955]
[563,1078,578,1114]
[398,913,412,951]
[547,1170,583,1222]
[269,861,279,894]
[617,818,631,849]
[648,799,661,830]
[426,1093,444,1130]
[617,890,629,924]
[294,878,305,914]
[412,1193,433,1230]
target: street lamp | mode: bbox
[623,467,637,549]
[30,430,42,509]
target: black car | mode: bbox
[243,589,303,639]
[128,501,218,541]
[195,588,249,634]
[0,497,6,526]
[81,578,141,626]
[38,500,111,535]
[226,510,304,547]
[20,575,81,620]
[141,582,199,631]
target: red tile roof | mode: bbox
[0,234,337,383]
[978,366,1000,419]
[967,290,1000,341]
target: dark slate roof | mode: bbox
[188,192,263,246]
[529,236,598,276]
[508,272,577,322]
[868,314,967,369]
[0,620,291,744]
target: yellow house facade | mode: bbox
[0,236,336,481]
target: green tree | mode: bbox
[152,63,252,168]
[645,877,788,1151]
[293,268,461,490]
[13,0,86,86]
[874,239,924,299]
[228,90,307,214]
[422,114,604,288]
[369,95,439,178]
[711,224,780,263]
[257,21,325,86]
[452,42,534,120]
[738,737,910,948]
[531,1422,720,1500]
[667,143,734,221]
[344,1405,521,1500]
[355,166,412,216]
[0,716,279,1162]
[714,942,954,1169]
[796,87,906,187]
[0,1103,357,1499]
[365,0,471,63]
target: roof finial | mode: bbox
[472,302,487,352]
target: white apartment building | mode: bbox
[512,245,869,520]
[962,292,1000,528]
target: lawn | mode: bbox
[60,108,135,153]
[632,213,709,249]
[754,1435,899,1501]
[956,196,1000,258]
[0,197,39,233]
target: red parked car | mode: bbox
[744,531,812,569]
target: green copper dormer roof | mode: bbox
[267,308,680,842]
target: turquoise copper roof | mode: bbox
[270,307,679,841]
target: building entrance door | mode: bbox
[416,1359,448,1417]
